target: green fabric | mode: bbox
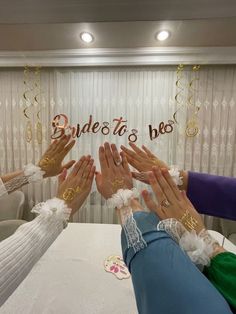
[204,252,236,310]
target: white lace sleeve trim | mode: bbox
[157,218,219,266]
[31,197,72,228]
[23,163,45,183]
[107,188,147,253]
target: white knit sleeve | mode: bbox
[0,198,71,307]
[0,178,8,198]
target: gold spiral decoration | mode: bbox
[173,64,185,124]
[185,65,201,137]
[22,66,43,144]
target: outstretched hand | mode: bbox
[142,167,204,233]
[57,155,95,215]
[96,143,133,199]
[121,142,168,184]
[38,135,76,177]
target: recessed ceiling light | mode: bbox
[80,32,94,43]
[156,30,170,41]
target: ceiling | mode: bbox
[0,0,235,51]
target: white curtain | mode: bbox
[0,66,235,225]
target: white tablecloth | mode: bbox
[1,224,235,314]
[0,223,137,314]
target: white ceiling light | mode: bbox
[156,30,170,41]
[80,32,94,43]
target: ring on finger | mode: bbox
[160,199,171,208]
[115,160,121,166]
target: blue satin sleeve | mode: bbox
[121,211,233,314]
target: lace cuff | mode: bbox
[31,197,72,228]
[0,177,8,198]
[107,189,147,253]
[23,163,45,183]
[169,165,183,186]
[3,164,45,195]
[157,218,219,266]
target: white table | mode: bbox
[0,223,137,314]
[1,225,235,314]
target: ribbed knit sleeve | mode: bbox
[0,198,71,307]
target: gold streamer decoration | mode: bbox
[185,65,201,137]
[23,66,43,144]
[173,64,185,124]
[23,66,34,143]
[34,67,43,144]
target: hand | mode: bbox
[96,143,133,199]
[57,156,95,215]
[38,135,76,177]
[142,167,205,233]
[121,143,168,184]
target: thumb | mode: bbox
[95,172,102,187]
[58,168,67,185]
[141,190,159,213]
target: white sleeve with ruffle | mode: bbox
[0,198,71,307]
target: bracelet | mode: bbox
[107,188,147,253]
[31,197,72,229]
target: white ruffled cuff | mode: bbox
[169,165,183,186]
[157,218,218,266]
[31,197,72,228]
[106,188,139,209]
[23,163,45,183]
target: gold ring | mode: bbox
[179,210,198,231]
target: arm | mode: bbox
[187,171,236,220]
[97,144,232,313]
[0,156,95,307]
[0,135,75,198]
[122,143,236,220]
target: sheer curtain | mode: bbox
[0,66,235,225]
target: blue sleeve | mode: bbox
[121,211,233,314]
[187,171,236,220]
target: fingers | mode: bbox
[120,151,130,174]
[54,135,71,154]
[82,159,94,179]
[62,139,76,156]
[95,172,102,190]
[58,168,67,185]
[120,145,143,162]
[181,190,194,208]
[104,142,116,170]
[141,145,156,159]
[152,167,177,205]
[99,146,109,176]
[161,168,182,201]
[125,154,141,171]
[141,190,164,219]
[68,156,86,178]
[148,171,166,204]
[129,142,147,158]
[77,156,91,178]
[62,160,76,171]
[111,144,122,165]
[132,171,149,184]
